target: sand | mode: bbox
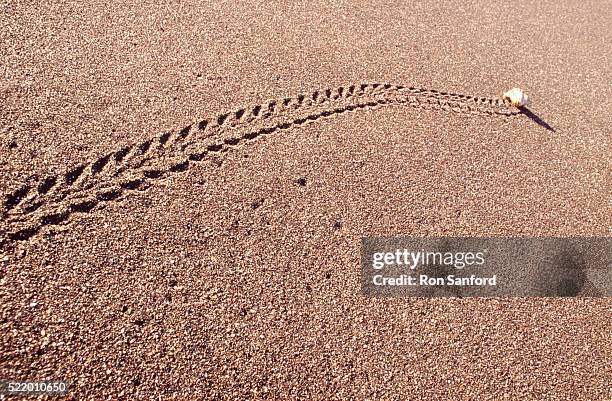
[1,0,611,399]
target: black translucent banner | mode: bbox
[361,237,611,297]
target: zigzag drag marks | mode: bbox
[2,84,376,222]
[2,83,520,244]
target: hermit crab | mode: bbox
[503,88,530,108]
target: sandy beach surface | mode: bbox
[1,0,610,399]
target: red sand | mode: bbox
[1,1,610,399]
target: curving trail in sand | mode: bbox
[1,83,520,246]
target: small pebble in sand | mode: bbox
[503,88,530,107]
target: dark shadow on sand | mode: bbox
[520,107,555,132]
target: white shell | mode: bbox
[503,88,529,107]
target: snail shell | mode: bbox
[503,88,530,107]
